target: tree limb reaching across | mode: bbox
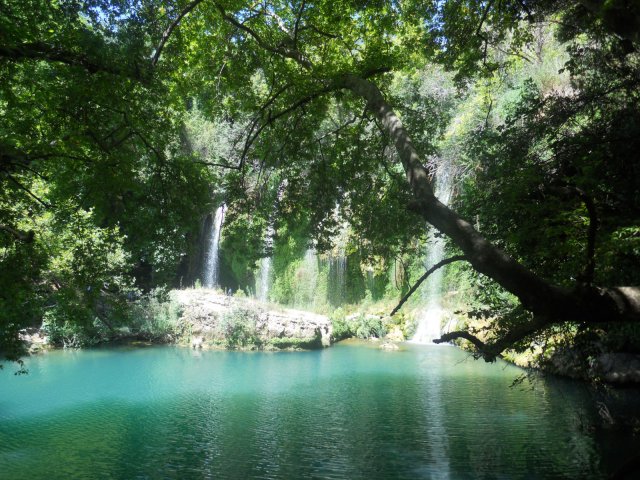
[390,255,467,317]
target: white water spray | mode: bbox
[204,204,225,288]
[411,161,454,344]
[256,222,275,302]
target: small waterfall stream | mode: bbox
[256,222,275,302]
[204,204,225,288]
[411,161,454,344]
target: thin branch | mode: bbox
[192,159,240,170]
[6,174,52,208]
[214,2,313,69]
[239,84,337,162]
[293,0,307,46]
[297,24,339,39]
[545,184,598,285]
[390,255,467,316]
[577,188,598,285]
[151,0,206,67]
[475,0,495,37]
[312,115,358,144]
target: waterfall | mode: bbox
[411,161,454,344]
[256,222,275,302]
[204,204,225,288]
[329,202,349,306]
[333,254,347,305]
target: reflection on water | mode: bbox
[1,343,639,479]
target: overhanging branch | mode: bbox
[151,0,206,67]
[213,2,313,69]
[0,43,143,80]
[390,255,467,316]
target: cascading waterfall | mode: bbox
[256,222,275,302]
[332,253,347,305]
[204,204,225,288]
[411,161,454,344]
[329,202,349,305]
[289,248,320,308]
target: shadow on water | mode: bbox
[1,344,639,479]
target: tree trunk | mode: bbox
[341,74,640,353]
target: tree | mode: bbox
[0,0,212,364]
[163,0,640,361]
[2,0,639,365]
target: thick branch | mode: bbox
[0,224,34,243]
[0,43,143,80]
[546,184,598,284]
[475,0,495,37]
[339,75,640,329]
[390,255,467,316]
[152,0,205,67]
[434,330,490,355]
[293,0,307,46]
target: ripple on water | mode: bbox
[1,344,639,479]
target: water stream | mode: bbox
[412,160,455,344]
[204,204,225,288]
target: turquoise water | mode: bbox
[1,342,639,479]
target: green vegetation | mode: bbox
[2,1,640,377]
[216,306,262,349]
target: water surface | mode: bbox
[1,342,638,479]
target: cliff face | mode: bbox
[170,290,333,350]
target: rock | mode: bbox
[386,326,405,342]
[19,327,50,355]
[171,289,332,350]
[591,353,640,384]
[191,336,204,349]
[380,341,399,351]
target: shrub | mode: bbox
[217,306,261,348]
[129,290,183,342]
[330,308,353,341]
[354,315,387,339]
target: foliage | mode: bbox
[2,0,640,372]
[268,335,322,350]
[330,308,388,341]
[0,0,212,363]
[128,290,183,342]
[217,306,262,349]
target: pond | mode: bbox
[1,341,639,479]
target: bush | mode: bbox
[354,315,387,339]
[217,306,261,348]
[330,308,353,341]
[329,308,388,341]
[129,290,183,342]
[269,334,322,349]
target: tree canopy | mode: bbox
[2,0,640,367]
